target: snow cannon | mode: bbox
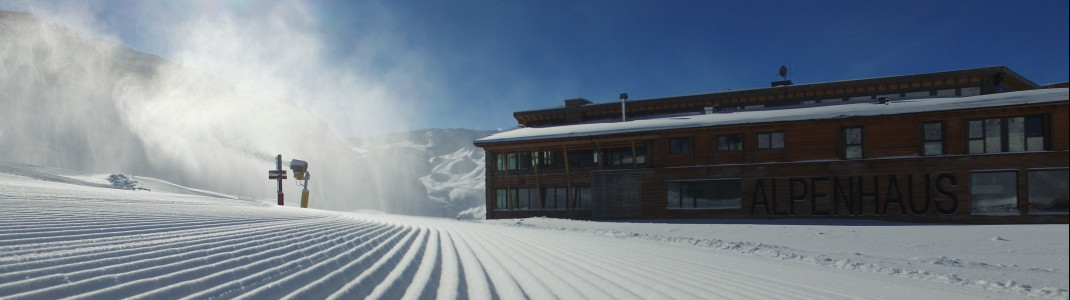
[289,159,308,180]
[288,159,311,208]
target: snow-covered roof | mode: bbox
[477,88,1069,145]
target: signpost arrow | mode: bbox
[268,170,287,179]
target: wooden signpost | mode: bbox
[268,154,287,206]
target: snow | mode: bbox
[477,88,1070,144]
[1,163,1066,299]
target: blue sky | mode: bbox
[5,0,1068,136]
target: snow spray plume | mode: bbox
[0,4,442,215]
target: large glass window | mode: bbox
[669,137,694,154]
[666,179,742,209]
[507,153,518,170]
[602,147,646,167]
[1028,169,1069,215]
[572,186,591,209]
[717,134,742,151]
[567,150,599,168]
[970,171,1019,215]
[968,116,1044,154]
[541,187,569,210]
[843,127,863,159]
[503,153,534,171]
[517,152,532,170]
[536,151,564,169]
[923,122,943,156]
[495,189,509,210]
[514,188,537,210]
[756,132,784,150]
[496,154,505,171]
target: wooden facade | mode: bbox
[477,68,1068,223]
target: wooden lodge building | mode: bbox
[474,66,1069,223]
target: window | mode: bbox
[536,151,563,169]
[572,186,592,209]
[843,127,863,159]
[514,188,537,210]
[669,137,693,154]
[496,154,505,171]
[970,171,1019,215]
[756,132,784,150]
[602,147,646,167]
[517,152,532,170]
[667,179,742,209]
[968,116,1044,154]
[1028,169,1069,215]
[716,134,742,151]
[541,187,568,210]
[961,87,981,96]
[1026,117,1044,150]
[503,152,535,171]
[567,150,598,168]
[923,122,943,156]
[507,153,517,170]
[495,189,509,210]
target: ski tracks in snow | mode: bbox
[0,182,1032,299]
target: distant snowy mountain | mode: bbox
[349,128,496,219]
[0,11,493,217]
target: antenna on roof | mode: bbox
[772,65,793,87]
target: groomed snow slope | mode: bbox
[1,167,1065,299]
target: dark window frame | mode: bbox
[495,188,509,210]
[969,170,1020,215]
[566,149,599,168]
[968,115,1045,154]
[666,179,743,210]
[716,134,743,152]
[601,146,647,167]
[843,126,863,159]
[922,121,944,156]
[756,131,784,150]
[541,186,569,210]
[668,137,694,155]
[1027,168,1069,215]
[571,186,592,210]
